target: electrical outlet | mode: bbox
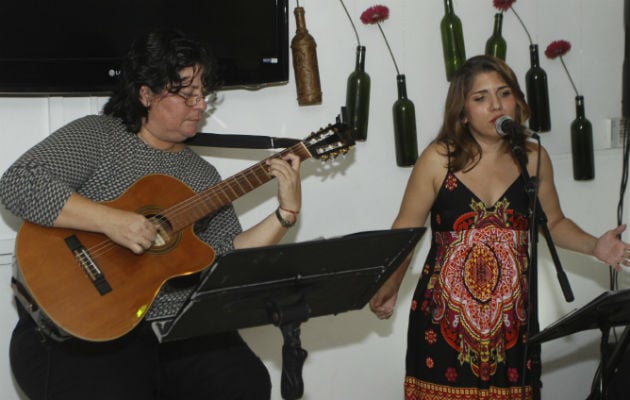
[610,118,628,148]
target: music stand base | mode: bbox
[271,300,310,400]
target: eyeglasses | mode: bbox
[173,91,214,107]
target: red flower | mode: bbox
[493,0,516,12]
[445,173,458,191]
[545,39,580,96]
[545,40,571,59]
[445,367,458,382]
[508,367,519,383]
[360,5,389,24]
[360,5,400,75]
[424,329,438,344]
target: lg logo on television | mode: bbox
[108,69,121,78]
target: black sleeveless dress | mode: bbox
[404,168,539,400]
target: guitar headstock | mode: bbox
[303,122,355,161]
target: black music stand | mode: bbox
[151,227,425,400]
[529,289,630,399]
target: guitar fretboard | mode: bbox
[162,142,311,233]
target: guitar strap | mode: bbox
[185,132,300,149]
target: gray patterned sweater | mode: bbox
[0,114,243,333]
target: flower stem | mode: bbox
[377,23,400,75]
[339,0,360,47]
[510,6,532,45]
[560,56,580,96]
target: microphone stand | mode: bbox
[508,137,574,302]
[507,136,574,400]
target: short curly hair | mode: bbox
[103,28,218,133]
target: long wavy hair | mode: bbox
[434,55,530,172]
[103,29,219,133]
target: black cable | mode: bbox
[614,119,630,335]
[590,118,630,397]
[614,118,630,292]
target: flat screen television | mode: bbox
[0,0,289,95]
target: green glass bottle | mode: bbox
[571,95,595,180]
[525,44,551,132]
[345,46,371,141]
[485,13,506,60]
[440,0,466,81]
[392,74,418,167]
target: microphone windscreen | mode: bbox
[495,115,513,136]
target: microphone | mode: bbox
[495,115,539,139]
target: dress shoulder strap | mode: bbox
[445,142,452,172]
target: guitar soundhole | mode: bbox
[140,210,181,255]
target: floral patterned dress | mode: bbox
[404,170,540,400]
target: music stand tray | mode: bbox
[529,289,630,399]
[151,227,425,399]
[529,289,630,345]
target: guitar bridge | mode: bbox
[65,235,112,295]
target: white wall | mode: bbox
[0,0,627,398]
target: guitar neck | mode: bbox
[163,141,312,232]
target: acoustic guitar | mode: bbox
[15,122,354,342]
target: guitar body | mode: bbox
[16,174,215,342]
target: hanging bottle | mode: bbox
[571,95,595,180]
[345,45,371,141]
[440,0,466,81]
[485,13,506,61]
[392,74,418,167]
[525,44,551,132]
[291,6,322,105]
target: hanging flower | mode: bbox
[545,40,580,96]
[493,0,514,12]
[545,40,571,59]
[361,5,400,75]
[339,0,361,46]
[360,5,389,24]
[492,0,532,45]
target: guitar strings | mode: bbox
[83,157,280,261]
[149,123,340,231]
[157,145,300,228]
[82,141,312,263]
[144,140,316,228]
[86,123,347,263]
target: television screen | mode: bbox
[0,0,289,95]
